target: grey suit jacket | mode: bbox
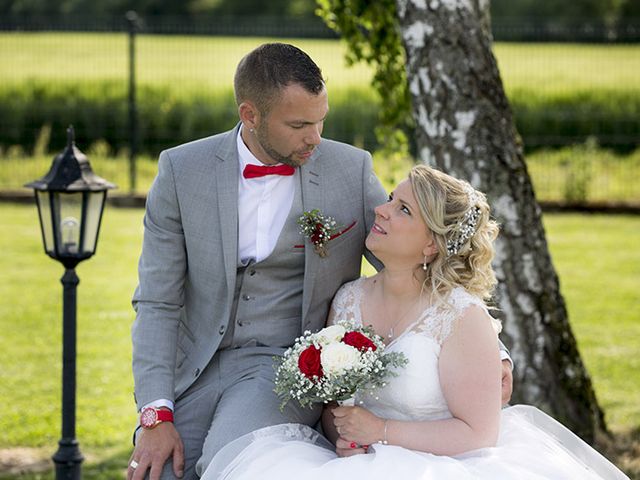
[132,125,387,409]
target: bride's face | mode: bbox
[366,179,436,267]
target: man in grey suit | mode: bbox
[127,43,389,480]
[128,42,513,480]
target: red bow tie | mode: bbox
[242,164,296,179]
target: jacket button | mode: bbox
[193,368,200,377]
[242,294,252,301]
[218,325,225,335]
[249,270,256,276]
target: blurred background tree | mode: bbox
[0,0,317,16]
[0,0,638,24]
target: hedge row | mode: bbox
[0,80,637,156]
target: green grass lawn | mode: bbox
[0,34,373,90]
[542,214,640,430]
[526,145,640,203]
[0,203,141,478]
[1,33,638,204]
[1,33,639,95]
[0,201,638,478]
[2,146,639,204]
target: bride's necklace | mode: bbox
[377,277,423,340]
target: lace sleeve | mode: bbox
[450,289,502,335]
[414,287,500,345]
[326,277,364,327]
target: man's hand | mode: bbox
[127,422,184,480]
[501,359,514,407]
[335,437,368,457]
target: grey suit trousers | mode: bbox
[152,347,321,479]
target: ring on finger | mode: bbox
[130,459,139,469]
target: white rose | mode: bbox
[320,342,360,375]
[315,325,346,346]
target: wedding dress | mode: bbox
[201,278,628,480]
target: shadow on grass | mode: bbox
[0,446,132,480]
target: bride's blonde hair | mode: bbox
[409,165,499,303]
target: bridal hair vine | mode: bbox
[446,187,482,257]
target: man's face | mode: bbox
[251,83,328,167]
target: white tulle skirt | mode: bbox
[201,405,628,480]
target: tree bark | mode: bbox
[395,0,606,441]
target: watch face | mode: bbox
[140,408,158,428]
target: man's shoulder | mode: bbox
[162,128,236,161]
[318,138,369,158]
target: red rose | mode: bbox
[310,223,324,245]
[298,345,324,379]
[342,331,377,352]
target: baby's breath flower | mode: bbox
[297,209,342,258]
[273,320,408,411]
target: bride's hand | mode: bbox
[332,405,385,447]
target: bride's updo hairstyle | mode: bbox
[409,165,499,303]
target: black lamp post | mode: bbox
[25,125,115,480]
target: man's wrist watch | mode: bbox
[139,407,174,429]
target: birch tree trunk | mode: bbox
[395,0,606,441]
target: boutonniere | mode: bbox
[297,209,342,258]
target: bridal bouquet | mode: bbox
[274,322,407,410]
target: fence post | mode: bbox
[126,11,139,193]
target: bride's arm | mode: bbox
[423,304,501,453]
[332,304,502,455]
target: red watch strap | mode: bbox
[156,409,174,423]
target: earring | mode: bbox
[249,128,254,133]
[422,256,428,271]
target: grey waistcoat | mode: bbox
[220,173,305,349]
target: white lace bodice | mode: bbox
[329,277,497,423]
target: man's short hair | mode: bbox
[234,43,325,115]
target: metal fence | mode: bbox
[0,16,638,205]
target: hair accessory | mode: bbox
[446,186,482,257]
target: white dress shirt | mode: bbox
[236,126,296,265]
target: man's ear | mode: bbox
[238,101,259,129]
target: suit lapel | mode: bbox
[300,148,324,324]
[215,126,240,298]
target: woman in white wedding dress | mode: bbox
[202,165,628,479]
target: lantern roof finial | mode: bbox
[25,125,116,192]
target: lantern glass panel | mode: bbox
[53,192,83,256]
[81,191,106,254]
[35,190,55,254]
